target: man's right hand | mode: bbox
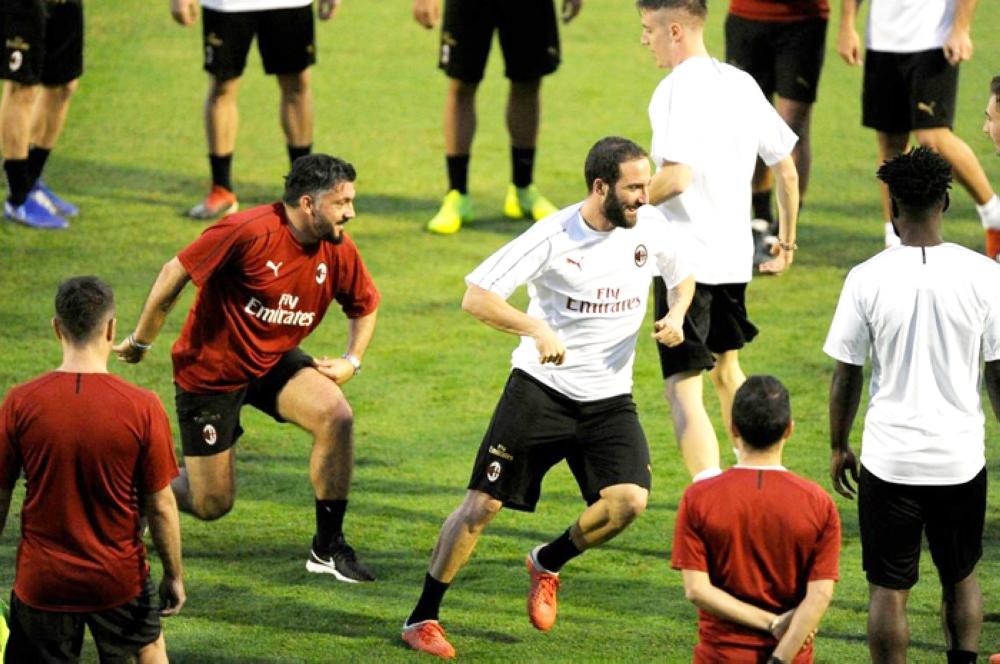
[532,322,566,365]
[159,575,186,617]
[830,447,860,499]
[413,0,440,29]
[170,0,198,26]
[114,335,150,364]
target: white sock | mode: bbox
[692,467,723,483]
[976,194,1000,230]
[884,221,901,247]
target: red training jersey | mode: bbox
[672,467,841,663]
[728,0,828,22]
[173,203,380,393]
[0,372,179,612]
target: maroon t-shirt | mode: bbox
[0,372,179,611]
[173,202,380,393]
[729,0,828,22]
[672,467,841,662]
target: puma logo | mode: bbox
[266,260,283,277]
[566,257,583,271]
[916,101,936,117]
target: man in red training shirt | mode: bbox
[115,153,381,583]
[0,275,184,662]
[672,375,839,663]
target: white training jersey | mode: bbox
[201,0,311,12]
[466,204,692,401]
[648,56,797,285]
[823,244,1000,485]
[866,0,955,53]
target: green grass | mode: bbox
[1,1,1000,662]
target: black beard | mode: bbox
[603,189,632,229]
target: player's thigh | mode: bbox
[175,384,246,457]
[275,366,350,433]
[857,466,924,590]
[724,14,776,98]
[39,0,82,86]
[772,18,826,104]
[862,50,912,133]
[925,468,986,585]
[87,577,163,664]
[438,0,497,83]
[202,7,255,82]
[6,592,85,662]
[256,5,314,76]
[467,370,573,512]
[496,0,559,81]
[1,0,46,85]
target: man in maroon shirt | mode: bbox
[0,276,184,662]
[672,375,839,664]
[115,154,381,583]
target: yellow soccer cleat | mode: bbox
[427,190,473,235]
[504,183,559,221]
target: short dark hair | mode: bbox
[282,154,357,205]
[54,276,115,343]
[991,75,1000,104]
[876,146,952,211]
[635,0,707,20]
[732,375,791,449]
[584,136,648,190]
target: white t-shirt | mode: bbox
[823,244,1000,484]
[466,204,692,401]
[648,56,797,285]
[866,0,955,53]
[201,0,311,12]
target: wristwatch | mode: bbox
[342,353,362,375]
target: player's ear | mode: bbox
[106,317,117,343]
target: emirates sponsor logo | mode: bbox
[244,294,316,327]
[565,287,641,314]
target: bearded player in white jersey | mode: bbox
[400,136,696,658]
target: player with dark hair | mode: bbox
[0,276,184,662]
[115,153,381,583]
[1,0,84,229]
[637,0,799,481]
[826,147,1000,664]
[672,375,840,664]
[838,0,1000,254]
[412,0,582,234]
[171,0,340,220]
[401,136,695,658]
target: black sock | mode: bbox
[3,159,32,206]
[511,147,535,188]
[445,154,470,194]
[536,528,582,573]
[315,498,347,549]
[751,190,773,224]
[946,650,977,664]
[209,153,234,192]
[288,144,311,166]
[407,573,450,625]
[27,146,51,185]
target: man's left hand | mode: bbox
[315,356,355,384]
[318,0,340,21]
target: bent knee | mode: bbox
[459,492,503,529]
[606,487,648,526]
[190,493,234,521]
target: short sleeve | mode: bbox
[823,268,870,365]
[465,227,555,299]
[140,393,179,495]
[808,494,841,582]
[332,234,381,319]
[671,490,709,572]
[0,394,22,490]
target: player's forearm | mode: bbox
[133,257,191,344]
[345,310,377,361]
[839,0,859,28]
[462,284,544,338]
[682,570,776,633]
[649,162,691,206]
[829,362,863,451]
[951,0,977,34]
[772,156,799,249]
[772,580,835,661]
[667,275,695,321]
[146,487,184,580]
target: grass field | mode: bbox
[2,1,1000,662]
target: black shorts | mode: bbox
[202,5,315,82]
[175,348,314,457]
[653,280,758,379]
[858,465,986,590]
[862,49,958,133]
[439,0,560,83]
[724,15,827,104]
[468,369,652,512]
[1,0,83,86]
[5,576,161,663]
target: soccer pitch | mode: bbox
[1,1,999,661]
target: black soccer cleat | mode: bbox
[306,535,375,583]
